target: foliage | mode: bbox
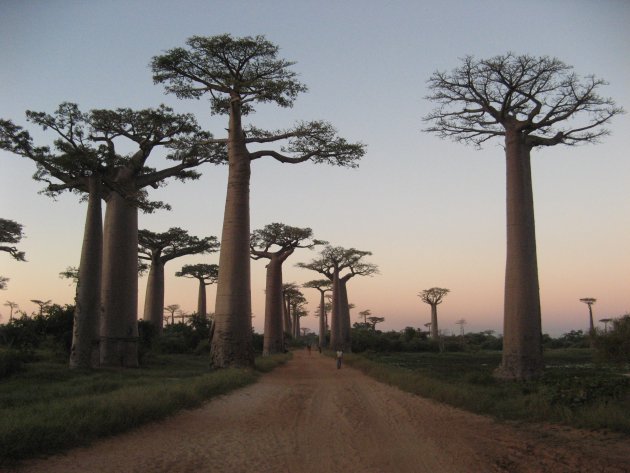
[593,314,630,363]
[346,349,630,434]
[138,227,219,264]
[0,218,26,261]
[0,349,25,379]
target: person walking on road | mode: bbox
[336,349,343,369]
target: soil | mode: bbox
[10,350,630,473]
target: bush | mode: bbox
[593,314,630,363]
[0,349,24,379]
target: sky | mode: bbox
[1,0,628,336]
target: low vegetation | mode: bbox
[0,350,290,465]
[344,349,630,434]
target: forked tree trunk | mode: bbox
[338,278,352,352]
[197,278,207,317]
[318,290,326,348]
[100,191,139,367]
[143,258,165,334]
[263,257,284,355]
[69,176,102,369]
[210,101,254,368]
[495,131,543,380]
[430,304,438,339]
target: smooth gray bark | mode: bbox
[263,257,284,355]
[100,191,139,367]
[197,278,207,317]
[318,290,327,348]
[143,259,165,333]
[430,305,438,339]
[495,131,543,380]
[69,176,102,369]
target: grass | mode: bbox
[0,351,291,465]
[344,349,630,434]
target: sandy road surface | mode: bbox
[11,350,630,473]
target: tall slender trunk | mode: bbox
[496,131,543,380]
[430,304,438,338]
[263,257,284,355]
[69,176,102,369]
[143,258,165,334]
[318,290,326,348]
[210,100,254,368]
[338,278,352,352]
[283,294,292,336]
[197,278,207,317]
[330,269,341,349]
[100,191,139,367]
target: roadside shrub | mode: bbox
[593,314,630,363]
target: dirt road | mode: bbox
[12,350,630,473]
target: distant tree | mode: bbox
[138,227,219,334]
[456,319,467,337]
[366,316,385,331]
[0,277,8,291]
[250,223,323,355]
[30,299,52,317]
[59,267,79,285]
[418,287,450,339]
[175,264,219,322]
[152,34,366,368]
[424,53,623,380]
[282,284,307,339]
[298,246,378,351]
[593,313,630,363]
[3,301,18,321]
[164,304,181,326]
[580,297,597,335]
[600,318,613,333]
[303,279,332,348]
[359,309,372,325]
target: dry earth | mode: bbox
[9,350,630,473]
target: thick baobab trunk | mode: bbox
[100,191,139,367]
[69,177,102,369]
[283,295,292,337]
[210,101,254,368]
[294,311,301,338]
[495,132,543,380]
[318,290,327,348]
[263,257,284,355]
[143,258,165,334]
[430,304,438,339]
[197,278,207,317]
[338,278,352,352]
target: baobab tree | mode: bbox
[152,34,366,368]
[358,309,372,326]
[303,279,332,348]
[282,283,307,339]
[138,227,219,334]
[298,246,378,351]
[164,304,180,326]
[31,299,52,317]
[599,318,613,333]
[366,316,385,331]
[175,263,219,321]
[250,223,323,355]
[3,301,18,321]
[424,53,623,380]
[580,297,597,335]
[418,287,450,339]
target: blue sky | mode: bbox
[1,0,629,335]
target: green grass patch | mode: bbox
[345,349,630,434]
[0,352,291,465]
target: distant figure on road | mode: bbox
[306,343,312,355]
[336,349,343,369]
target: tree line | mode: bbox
[1,35,623,380]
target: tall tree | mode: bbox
[579,297,597,336]
[164,304,180,326]
[358,309,372,325]
[303,279,332,348]
[152,34,366,368]
[366,316,385,331]
[31,299,52,317]
[175,263,220,321]
[250,223,323,355]
[3,301,18,321]
[138,227,219,334]
[298,246,377,351]
[89,105,224,367]
[281,283,304,339]
[1,106,106,369]
[418,287,450,339]
[423,53,623,380]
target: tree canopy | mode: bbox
[138,227,220,264]
[0,218,26,261]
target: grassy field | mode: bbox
[344,349,630,434]
[0,351,291,465]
